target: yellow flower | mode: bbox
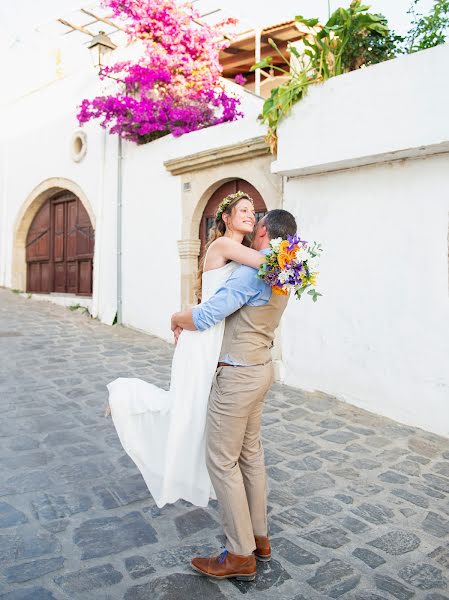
[279,240,289,253]
[309,273,318,286]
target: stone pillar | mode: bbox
[177,239,201,310]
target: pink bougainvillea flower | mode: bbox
[77,0,242,143]
[234,73,247,86]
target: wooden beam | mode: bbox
[199,9,222,18]
[80,9,127,32]
[260,34,287,46]
[222,47,243,55]
[58,18,94,36]
[220,43,289,70]
[222,34,297,58]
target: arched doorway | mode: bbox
[199,179,267,257]
[26,191,95,295]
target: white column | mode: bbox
[177,239,201,309]
[0,146,8,287]
[255,28,261,96]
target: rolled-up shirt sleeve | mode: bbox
[192,265,268,331]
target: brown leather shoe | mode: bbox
[254,535,271,561]
[191,548,256,581]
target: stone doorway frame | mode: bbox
[12,177,96,295]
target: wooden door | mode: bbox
[199,179,267,257]
[26,193,94,295]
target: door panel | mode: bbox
[28,263,41,292]
[66,262,78,294]
[53,203,65,263]
[53,262,66,293]
[66,201,78,261]
[41,263,51,293]
[26,202,50,263]
[77,201,95,258]
[78,260,92,295]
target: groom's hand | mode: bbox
[171,310,197,332]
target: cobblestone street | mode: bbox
[0,288,449,600]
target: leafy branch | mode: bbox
[251,1,390,153]
[405,0,449,52]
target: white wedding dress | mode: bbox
[107,261,238,508]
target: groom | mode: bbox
[171,209,297,580]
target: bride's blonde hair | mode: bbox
[195,191,254,300]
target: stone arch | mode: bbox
[12,177,96,292]
[198,179,268,257]
[189,172,280,246]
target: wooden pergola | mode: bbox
[219,21,307,97]
[56,7,125,38]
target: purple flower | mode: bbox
[264,267,281,286]
[287,233,307,252]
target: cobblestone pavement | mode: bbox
[1,288,449,600]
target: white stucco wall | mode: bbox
[273,43,449,177]
[120,137,182,342]
[281,156,449,437]
[274,44,449,437]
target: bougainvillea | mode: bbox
[234,73,247,86]
[77,0,242,143]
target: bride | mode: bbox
[107,191,266,508]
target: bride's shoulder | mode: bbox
[209,237,238,250]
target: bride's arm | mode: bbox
[212,237,265,269]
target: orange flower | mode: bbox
[287,247,298,263]
[288,243,299,258]
[279,240,289,253]
[278,251,291,270]
[272,285,289,296]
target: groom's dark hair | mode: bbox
[263,209,297,240]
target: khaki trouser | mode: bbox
[206,362,274,556]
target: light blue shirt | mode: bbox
[192,264,271,331]
[192,251,272,366]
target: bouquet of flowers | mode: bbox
[257,234,323,301]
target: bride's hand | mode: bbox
[173,326,183,345]
[171,313,179,333]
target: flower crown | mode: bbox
[216,190,254,220]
